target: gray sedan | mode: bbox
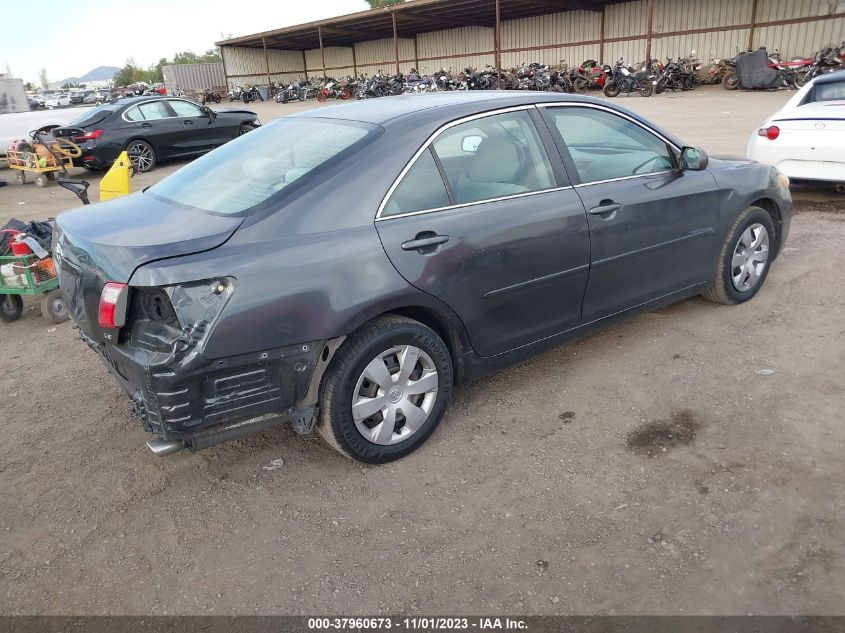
[54,92,792,463]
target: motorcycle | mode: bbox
[241,85,263,103]
[602,59,653,97]
[227,86,243,102]
[805,43,845,83]
[655,55,697,94]
[201,88,221,104]
[571,60,609,92]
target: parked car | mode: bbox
[45,93,72,108]
[82,90,110,105]
[747,71,845,188]
[52,96,260,172]
[55,92,792,463]
[69,90,89,105]
[0,106,93,153]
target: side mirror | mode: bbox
[680,146,709,171]
[201,105,217,120]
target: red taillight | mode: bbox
[758,126,780,140]
[73,129,104,141]
[98,282,129,329]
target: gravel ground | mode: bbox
[0,87,843,615]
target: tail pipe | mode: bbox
[146,438,186,457]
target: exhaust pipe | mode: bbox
[146,438,186,457]
[835,183,845,194]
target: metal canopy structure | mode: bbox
[216,0,619,51]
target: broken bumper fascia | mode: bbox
[79,329,331,449]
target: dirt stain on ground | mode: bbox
[627,409,700,457]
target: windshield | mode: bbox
[70,104,118,127]
[147,117,375,214]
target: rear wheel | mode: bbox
[126,140,156,173]
[573,77,588,93]
[35,173,49,188]
[15,171,25,185]
[40,289,68,324]
[722,72,739,90]
[703,207,775,305]
[318,315,453,464]
[638,81,654,97]
[0,295,23,323]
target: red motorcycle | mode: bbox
[570,60,610,92]
[767,51,814,87]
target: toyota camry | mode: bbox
[54,92,792,463]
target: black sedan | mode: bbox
[54,92,792,463]
[54,96,260,172]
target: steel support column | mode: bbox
[599,5,606,63]
[262,37,271,85]
[644,0,655,63]
[748,0,759,51]
[414,36,419,72]
[352,45,358,78]
[302,50,309,81]
[318,26,326,78]
[392,10,400,75]
[495,0,502,89]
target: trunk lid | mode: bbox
[55,191,242,341]
[772,102,845,163]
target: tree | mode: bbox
[4,63,12,78]
[366,0,404,6]
[39,68,48,89]
[24,82,33,91]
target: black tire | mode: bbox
[318,315,454,464]
[0,295,23,323]
[723,72,739,90]
[15,171,25,185]
[573,78,588,93]
[238,123,256,136]
[40,289,69,324]
[638,81,654,97]
[603,82,621,98]
[702,207,776,305]
[35,174,49,188]
[655,79,666,94]
[126,140,156,173]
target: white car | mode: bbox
[747,71,845,185]
[45,93,72,108]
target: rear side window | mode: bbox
[383,148,450,216]
[125,102,170,121]
[432,110,556,205]
[69,104,117,127]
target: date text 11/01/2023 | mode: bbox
[307,617,529,630]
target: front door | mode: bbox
[376,108,590,357]
[540,104,721,322]
[166,99,222,154]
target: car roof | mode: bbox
[290,91,603,125]
[813,72,845,86]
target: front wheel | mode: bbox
[722,72,739,90]
[318,315,453,464]
[238,123,256,136]
[702,207,776,305]
[126,140,156,173]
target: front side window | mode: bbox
[432,110,555,205]
[383,148,450,216]
[148,118,374,214]
[125,101,171,121]
[548,107,673,184]
[169,99,203,117]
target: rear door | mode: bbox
[539,104,720,322]
[123,101,182,160]
[375,107,590,358]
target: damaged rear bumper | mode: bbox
[80,330,332,453]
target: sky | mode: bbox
[1,0,371,85]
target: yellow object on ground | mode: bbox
[99,151,133,201]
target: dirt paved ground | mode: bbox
[1,88,844,615]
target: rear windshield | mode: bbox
[70,104,118,127]
[809,80,845,103]
[147,117,375,214]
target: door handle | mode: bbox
[183,120,193,126]
[401,235,450,251]
[140,122,152,128]
[589,202,623,216]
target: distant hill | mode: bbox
[53,66,120,86]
